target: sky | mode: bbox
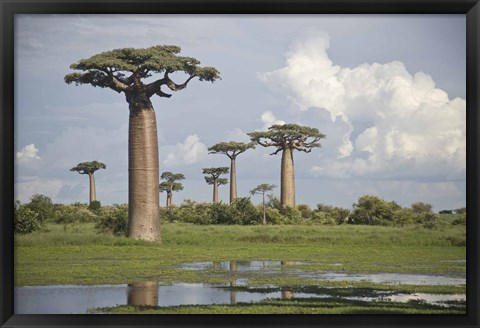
[14,14,466,211]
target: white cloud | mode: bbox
[260,111,285,130]
[162,134,208,167]
[260,30,466,181]
[15,177,63,203]
[16,144,41,163]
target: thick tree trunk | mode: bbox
[128,108,160,242]
[213,178,219,203]
[230,158,237,203]
[280,147,295,207]
[88,173,96,204]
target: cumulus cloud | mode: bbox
[261,111,286,130]
[16,144,41,163]
[162,134,208,167]
[259,30,466,181]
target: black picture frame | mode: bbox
[1,0,479,327]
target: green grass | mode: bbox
[15,222,465,286]
[92,297,465,314]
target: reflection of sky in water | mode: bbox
[15,281,466,314]
[179,260,305,271]
[310,272,466,286]
[15,285,127,314]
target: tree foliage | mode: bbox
[205,177,228,185]
[248,124,325,155]
[203,167,229,184]
[159,172,185,193]
[250,184,277,196]
[65,45,221,98]
[70,161,106,175]
[208,141,256,159]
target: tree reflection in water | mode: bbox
[127,281,159,306]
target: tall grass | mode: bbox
[15,222,466,248]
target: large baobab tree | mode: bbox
[250,183,276,225]
[208,141,255,203]
[65,45,220,242]
[70,161,106,205]
[203,167,229,203]
[248,124,325,207]
[159,172,185,208]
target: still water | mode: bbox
[15,260,466,314]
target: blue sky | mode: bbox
[14,14,466,211]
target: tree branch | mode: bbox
[164,71,196,91]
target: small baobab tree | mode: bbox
[159,172,185,208]
[203,167,229,203]
[70,161,106,205]
[208,141,255,203]
[248,124,325,207]
[250,184,277,225]
[65,45,220,242]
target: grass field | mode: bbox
[14,221,466,314]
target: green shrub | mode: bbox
[95,204,128,236]
[209,202,233,224]
[451,213,466,225]
[350,195,400,226]
[297,204,313,219]
[25,194,55,223]
[422,212,439,229]
[54,205,98,225]
[230,197,260,225]
[393,208,416,227]
[89,200,102,213]
[314,204,350,225]
[14,201,41,234]
[262,207,284,225]
[280,206,303,224]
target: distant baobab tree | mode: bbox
[250,184,277,225]
[208,141,255,203]
[65,45,220,242]
[159,172,185,208]
[203,167,229,203]
[70,161,106,204]
[248,124,325,207]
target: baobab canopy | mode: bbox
[64,45,221,98]
[248,124,326,155]
[248,123,326,207]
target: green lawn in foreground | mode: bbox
[15,222,465,286]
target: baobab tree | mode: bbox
[70,161,106,205]
[203,167,229,203]
[159,172,185,208]
[208,141,255,203]
[248,124,325,207]
[65,45,220,242]
[250,183,276,225]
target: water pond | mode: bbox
[15,260,466,314]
